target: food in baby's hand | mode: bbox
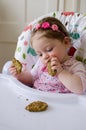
[47,61,57,76]
[12,58,22,74]
[25,101,48,112]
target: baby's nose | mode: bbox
[43,54,50,64]
[43,53,49,59]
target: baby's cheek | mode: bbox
[40,58,47,65]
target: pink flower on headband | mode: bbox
[41,22,50,29]
[34,22,65,36]
[35,24,41,30]
[51,24,58,31]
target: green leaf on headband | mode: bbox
[27,47,37,56]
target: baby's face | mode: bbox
[32,33,70,64]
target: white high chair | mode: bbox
[2,11,86,74]
[1,11,86,130]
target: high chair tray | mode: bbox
[0,73,86,130]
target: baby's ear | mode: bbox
[64,37,71,47]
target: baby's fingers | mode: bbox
[51,58,60,67]
[9,66,17,76]
[51,57,60,63]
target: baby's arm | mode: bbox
[50,57,84,94]
[58,69,83,94]
[9,65,33,86]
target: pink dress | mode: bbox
[31,57,86,93]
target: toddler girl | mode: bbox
[9,17,86,94]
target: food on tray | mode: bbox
[25,101,48,112]
[12,58,22,74]
[47,61,57,76]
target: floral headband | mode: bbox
[35,22,65,36]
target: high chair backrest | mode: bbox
[14,11,86,70]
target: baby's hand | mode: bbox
[9,65,19,77]
[12,58,22,74]
[9,58,23,77]
[50,57,63,75]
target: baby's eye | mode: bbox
[46,48,53,52]
[38,53,42,57]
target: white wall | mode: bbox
[0,0,86,72]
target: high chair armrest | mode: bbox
[2,61,12,75]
